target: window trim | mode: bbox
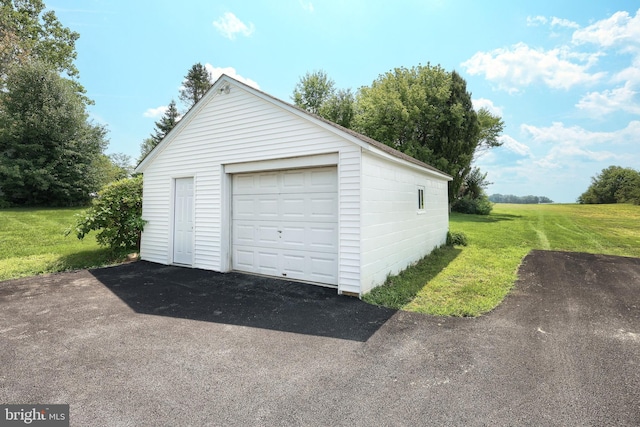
[417,186,425,211]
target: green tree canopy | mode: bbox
[0,0,80,82]
[92,153,133,188]
[179,63,212,109]
[475,107,504,159]
[355,65,480,202]
[0,61,106,206]
[578,166,640,205]
[292,70,335,115]
[320,88,355,128]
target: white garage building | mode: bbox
[135,75,451,296]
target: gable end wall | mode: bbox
[139,84,362,293]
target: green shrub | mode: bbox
[452,194,493,215]
[67,176,145,251]
[447,231,468,246]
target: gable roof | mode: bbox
[135,74,452,180]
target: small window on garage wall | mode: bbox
[417,186,425,211]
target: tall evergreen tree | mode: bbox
[179,63,212,108]
[151,100,180,143]
[138,100,180,162]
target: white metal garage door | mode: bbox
[232,167,338,285]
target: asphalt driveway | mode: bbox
[1,250,639,426]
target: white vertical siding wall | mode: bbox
[140,84,361,291]
[360,151,449,294]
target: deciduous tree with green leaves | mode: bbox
[0,0,80,83]
[292,70,336,115]
[0,61,107,206]
[355,64,481,203]
[578,166,640,205]
[475,107,504,159]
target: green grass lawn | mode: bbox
[364,203,640,317]
[3,204,640,317]
[0,207,128,281]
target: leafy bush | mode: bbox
[447,231,468,246]
[67,176,145,251]
[452,194,493,215]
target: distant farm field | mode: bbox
[365,203,640,316]
[0,208,127,281]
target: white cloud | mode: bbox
[143,105,168,118]
[300,0,314,12]
[472,98,503,116]
[204,64,260,89]
[573,9,640,49]
[500,134,531,157]
[550,17,580,29]
[213,12,255,40]
[613,62,640,85]
[534,144,618,170]
[576,82,640,116]
[462,43,605,92]
[522,120,640,146]
[526,15,547,26]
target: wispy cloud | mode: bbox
[572,9,640,49]
[204,64,260,89]
[299,0,314,13]
[462,43,605,93]
[526,15,547,26]
[576,82,640,117]
[526,15,579,29]
[472,98,503,116]
[522,120,640,146]
[213,12,255,40]
[550,17,579,29]
[143,105,168,118]
[500,135,532,157]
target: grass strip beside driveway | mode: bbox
[364,203,640,316]
[0,207,127,281]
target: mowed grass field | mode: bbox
[365,203,640,316]
[2,204,639,317]
[0,208,127,281]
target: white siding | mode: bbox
[140,83,361,292]
[360,151,449,294]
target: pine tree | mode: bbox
[138,100,180,162]
[179,63,212,108]
[151,100,180,143]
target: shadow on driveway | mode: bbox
[90,261,396,342]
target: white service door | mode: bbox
[232,167,338,285]
[173,177,194,265]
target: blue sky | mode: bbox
[51,0,640,203]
